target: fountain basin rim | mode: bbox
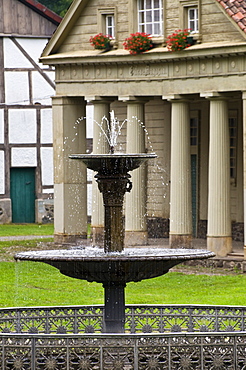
[15,248,215,262]
[69,153,157,159]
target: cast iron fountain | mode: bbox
[15,113,214,334]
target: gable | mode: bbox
[41,0,246,59]
[0,0,61,36]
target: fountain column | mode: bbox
[52,96,87,243]
[120,96,148,246]
[86,97,111,245]
[202,93,232,257]
[164,95,192,248]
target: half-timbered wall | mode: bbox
[0,0,60,224]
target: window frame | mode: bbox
[98,7,117,44]
[179,0,200,40]
[105,14,115,38]
[229,110,238,185]
[128,0,165,44]
[187,7,199,33]
[138,0,164,37]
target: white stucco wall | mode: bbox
[9,109,36,143]
[0,151,4,194]
[16,38,49,67]
[4,38,33,68]
[11,148,37,167]
[41,109,53,143]
[41,147,53,185]
[0,110,4,144]
[32,71,55,105]
[5,72,30,105]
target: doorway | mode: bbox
[10,167,36,223]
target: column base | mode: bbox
[207,236,232,257]
[169,234,192,249]
[54,233,87,245]
[244,246,246,260]
[125,231,148,246]
[91,226,104,246]
[0,198,12,223]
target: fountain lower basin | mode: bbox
[15,248,214,284]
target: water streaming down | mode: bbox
[15,112,214,333]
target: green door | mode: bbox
[10,168,36,223]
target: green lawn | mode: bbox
[0,224,54,236]
[0,260,245,308]
[0,224,244,308]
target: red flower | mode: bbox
[90,33,111,50]
[123,32,153,54]
[166,29,191,52]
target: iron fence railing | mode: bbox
[1,332,246,369]
[0,304,246,334]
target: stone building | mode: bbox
[0,0,61,224]
[41,0,246,257]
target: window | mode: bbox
[179,0,200,36]
[229,114,237,181]
[106,15,115,38]
[138,0,163,36]
[190,117,198,146]
[98,8,117,41]
[188,7,198,33]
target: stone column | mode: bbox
[242,92,246,259]
[202,93,232,257]
[52,96,87,244]
[86,97,111,245]
[164,95,192,248]
[120,96,148,245]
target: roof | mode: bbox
[216,0,246,33]
[18,0,62,25]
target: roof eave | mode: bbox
[18,0,62,25]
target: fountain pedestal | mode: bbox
[103,282,126,333]
[97,174,132,253]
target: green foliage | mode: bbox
[38,0,73,17]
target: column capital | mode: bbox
[52,96,85,106]
[200,92,227,100]
[85,96,114,103]
[118,96,148,103]
[162,94,189,102]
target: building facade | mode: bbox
[41,0,246,257]
[0,0,61,224]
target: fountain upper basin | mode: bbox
[15,248,214,285]
[69,153,157,174]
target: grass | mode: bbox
[0,223,54,236]
[0,259,246,307]
[0,224,245,308]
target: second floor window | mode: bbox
[106,15,115,38]
[138,0,163,36]
[188,7,198,33]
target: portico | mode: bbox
[41,25,246,257]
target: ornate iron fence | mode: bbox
[1,332,246,369]
[1,305,246,369]
[0,304,246,334]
